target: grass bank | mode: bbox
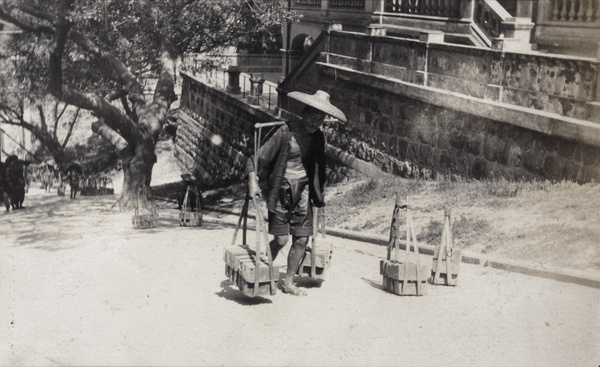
[325,176,600,273]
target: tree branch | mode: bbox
[91,119,128,152]
[120,95,135,122]
[60,107,79,150]
[0,116,60,162]
[36,104,47,132]
[68,30,146,109]
[48,17,71,98]
[17,4,54,23]
[53,101,69,139]
[0,5,54,34]
[60,86,137,143]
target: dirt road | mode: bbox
[1,189,598,366]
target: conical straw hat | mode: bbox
[288,90,347,122]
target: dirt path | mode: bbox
[1,189,599,366]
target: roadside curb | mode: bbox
[285,225,600,290]
[158,197,600,290]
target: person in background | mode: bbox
[67,163,82,199]
[245,90,346,296]
[5,155,28,209]
[0,159,9,211]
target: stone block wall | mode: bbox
[177,72,277,189]
[177,71,365,188]
[327,31,600,122]
[284,63,600,183]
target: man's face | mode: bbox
[304,109,326,133]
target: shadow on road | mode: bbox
[362,277,384,291]
[215,280,274,305]
[2,190,236,249]
[4,192,120,248]
[295,277,324,289]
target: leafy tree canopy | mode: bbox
[1,0,292,96]
[0,0,294,204]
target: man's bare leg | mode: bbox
[270,235,288,261]
[282,235,307,296]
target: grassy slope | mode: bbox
[324,176,600,273]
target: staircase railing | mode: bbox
[294,0,322,8]
[474,0,512,40]
[279,31,327,91]
[331,0,367,10]
[383,0,463,17]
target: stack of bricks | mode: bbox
[379,196,429,296]
[132,213,157,229]
[223,245,279,297]
[297,243,333,279]
[297,207,333,279]
[380,261,429,295]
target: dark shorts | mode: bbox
[268,177,313,237]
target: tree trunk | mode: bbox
[116,39,177,209]
[118,140,157,209]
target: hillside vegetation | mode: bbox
[323,176,600,273]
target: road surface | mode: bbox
[1,189,598,366]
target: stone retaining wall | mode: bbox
[282,62,600,183]
[176,72,273,188]
[176,71,361,189]
[327,31,600,122]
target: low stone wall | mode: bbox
[327,30,600,122]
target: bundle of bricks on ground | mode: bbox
[297,207,333,279]
[133,189,157,229]
[380,196,428,296]
[297,243,333,279]
[431,208,461,286]
[223,245,278,297]
[380,260,429,295]
[432,247,461,286]
[132,213,157,229]
[180,187,203,227]
[179,211,202,227]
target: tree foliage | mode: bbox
[0,0,293,205]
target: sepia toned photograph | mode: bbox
[0,0,599,366]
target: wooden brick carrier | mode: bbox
[179,186,203,227]
[432,208,462,286]
[297,207,333,279]
[223,121,284,297]
[223,194,279,297]
[132,187,158,229]
[380,196,429,296]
